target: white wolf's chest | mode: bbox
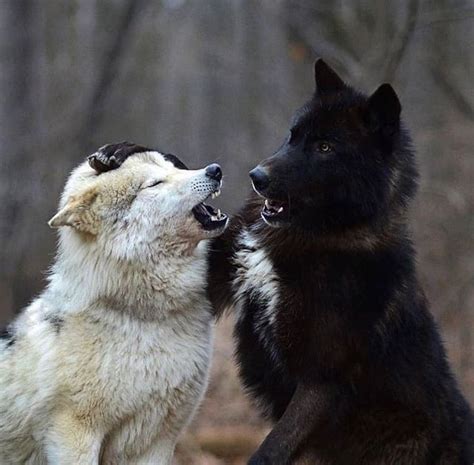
[232,228,281,357]
[62,309,213,424]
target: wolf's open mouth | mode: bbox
[261,198,288,224]
[192,190,228,231]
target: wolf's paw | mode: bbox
[88,141,151,173]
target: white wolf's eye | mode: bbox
[142,180,163,189]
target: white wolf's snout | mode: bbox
[184,163,222,196]
[183,164,227,236]
[190,175,221,197]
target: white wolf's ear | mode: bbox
[48,189,99,234]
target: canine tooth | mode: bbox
[265,200,270,209]
[217,209,221,219]
[277,206,284,213]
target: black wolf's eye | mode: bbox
[316,142,332,153]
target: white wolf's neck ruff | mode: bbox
[45,228,209,320]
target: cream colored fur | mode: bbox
[0,152,223,464]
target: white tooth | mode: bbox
[217,208,221,219]
[216,189,221,197]
[265,199,270,209]
[211,192,216,199]
[277,206,283,213]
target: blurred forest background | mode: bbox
[0,0,473,463]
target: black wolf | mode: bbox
[91,60,473,464]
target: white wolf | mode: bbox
[0,151,228,464]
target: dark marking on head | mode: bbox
[163,153,188,170]
[88,142,190,174]
[88,141,154,173]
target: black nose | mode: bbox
[249,166,270,192]
[205,163,222,182]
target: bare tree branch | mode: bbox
[81,0,152,149]
[430,65,474,121]
[383,0,420,81]
[417,11,474,29]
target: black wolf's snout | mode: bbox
[205,163,222,182]
[249,166,270,192]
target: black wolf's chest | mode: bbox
[231,228,299,418]
[232,229,283,361]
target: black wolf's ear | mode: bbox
[367,84,401,132]
[314,59,345,95]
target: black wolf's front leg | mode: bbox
[88,141,153,172]
[248,382,346,465]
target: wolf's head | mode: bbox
[49,152,228,262]
[250,59,417,234]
